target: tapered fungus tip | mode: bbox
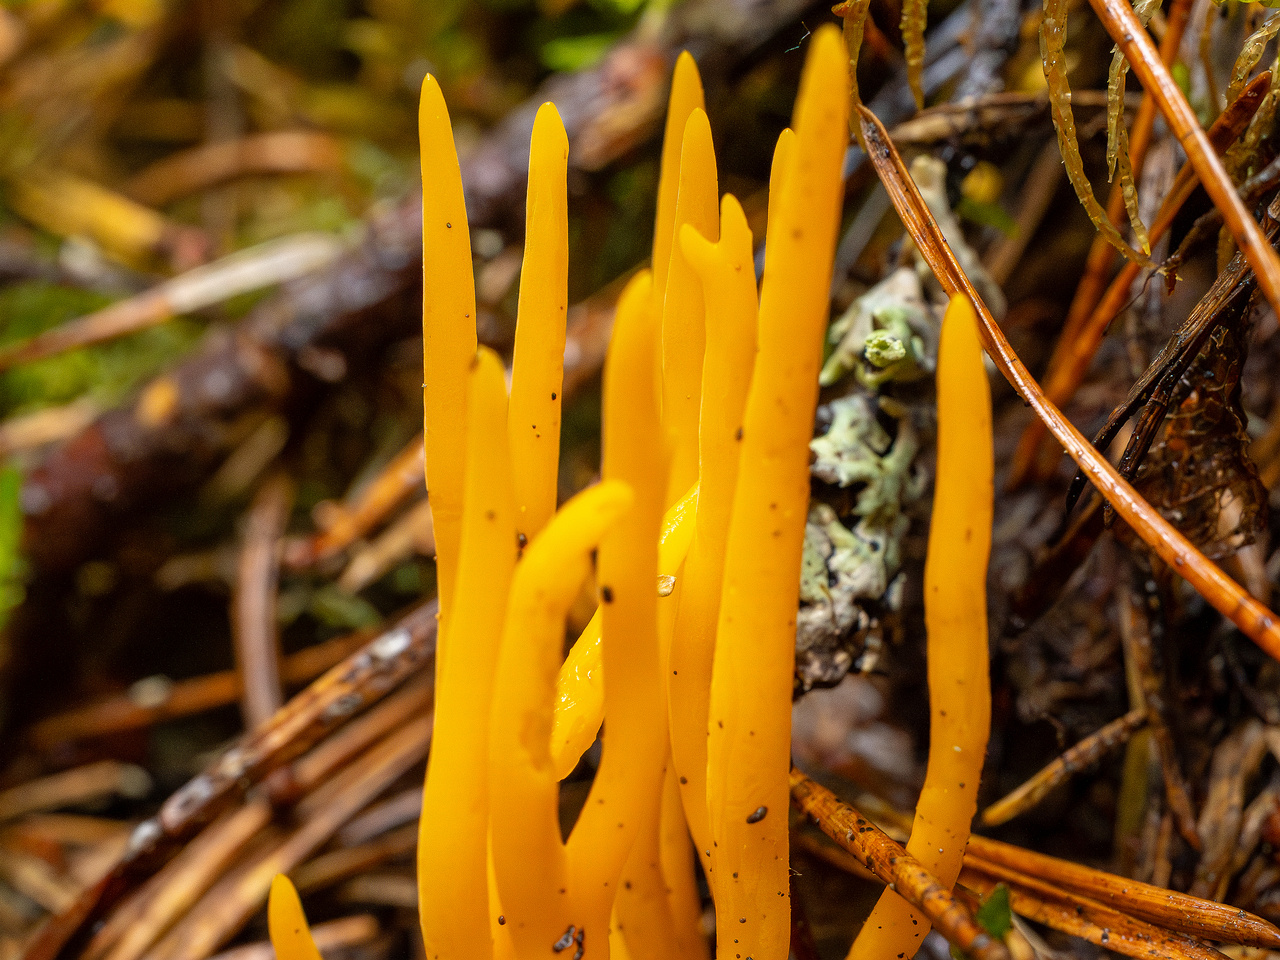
[673,49,702,88]
[533,101,569,151]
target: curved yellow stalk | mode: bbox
[418,348,516,960]
[489,479,635,958]
[668,194,758,865]
[652,53,706,311]
[706,26,848,960]
[509,102,570,543]
[766,129,794,256]
[419,74,478,634]
[565,270,668,948]
[847,294,992,960]
[660,108,719,499]
[267,875,321,960]
[549,484,699,780]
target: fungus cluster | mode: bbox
[265,20,995,960]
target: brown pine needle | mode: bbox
[1087,0,1280,323]
[857,104,1280,662]
[1005,0,1195,486]
[285,435,425,570]
[1009,69,1271,487]
[788,769,1011,960]
[0,234,342,375]
[21,602,439,960]
[799,825,1280,952]
[981,708,1147,826]
[25,629,375,752]
[958,867,1230,960]
[966,835,1280,949]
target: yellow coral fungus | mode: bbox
[847,295,993,960]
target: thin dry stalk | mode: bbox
[5,816,130,850]
[232,473,294,730]
[1034,0,1193,361]
[1011,70,1270,484]
[0,842,76,914]
[1192,720,1269,901]
[86,678,428,960]
[0,401,99,459]
[87,802,272,960]
[337,498,434,593]
[858,105,1280,660]
[336,787,422,847]
[982,708,1147,826]
[788,769,1011,960]
[270,676,431,809]
[983,138,1064,288]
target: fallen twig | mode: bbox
[788,769,1011,960]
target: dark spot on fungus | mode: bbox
[551,392,558,400]
[553,926,576,952]
[601,586,614,603]
[746,806,768,824]
[735,427,743,441]
[499,916,506,925]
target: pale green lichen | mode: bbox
[809,393,921,521]
[820,267,932,388]
[863,330,908,369]
[798,393,925,687]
